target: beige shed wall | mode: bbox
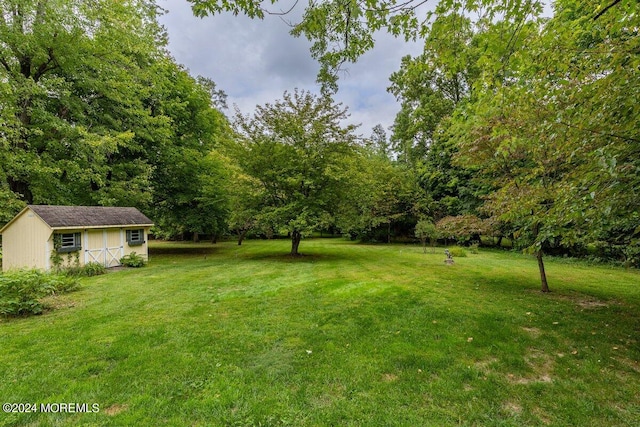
[122,227,150,260]
[83,228,150,267]
[2,213,151,272]
[2,210,52,272]
[47,230,84,269]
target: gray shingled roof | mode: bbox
[29,205,153,228]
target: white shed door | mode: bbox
[85,230,124,267]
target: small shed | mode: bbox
[0,205,154,272]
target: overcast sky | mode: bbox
[157,0,423,137]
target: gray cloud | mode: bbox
[158,0,421,136]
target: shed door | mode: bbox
[85,230,124,267]
[105,230,124,267]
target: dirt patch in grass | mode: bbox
[521,326,541,338]
[503,401,522,415]
[525,290,614,310]
[532,407,553,425]
[103,403,128,416]
[474,357,498,373]
[382,373,398,382]
[552,292,612,309]
[613,356,640,374]
[508,348,554,384]
[40,295,77,312]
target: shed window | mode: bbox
[56,232,82,253]
[126,229,144,246]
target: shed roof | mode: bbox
[24,205,153,229]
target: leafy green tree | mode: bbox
[388,13,478,165]
[0,0,169,214]
[386,13,485,224]
[367,124,391,159]
[148,60,233,241]
[153,149,232,242]
[232,89,359,255]
[338,150,421,242]
[435,215,487,246]
[538,0,640,266]
[413,117,484,220]
[415,219,437,253]
[450,0,640,289]
[227,173,262,245]
[0,0,232,240]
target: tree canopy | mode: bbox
[185,0,639,287]
[0,0,232,237]
[231,89,360,255]
[2,0,637,288]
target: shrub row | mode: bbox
[0,270,80,317]
[56,262,107,277]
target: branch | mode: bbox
[260,0,300,16]
[33,47,58,82]
[0,55,11,74]
[593,0,622,20]
[557,120,640,144]
[344,2,351,51]
[358,0,429,14]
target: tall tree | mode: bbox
[337,149,423,242]
[0,0,233,239]
[388,13,478,165]
[0,0,166,214]
[232,89,359,255]
[451,0,640,289]
[368,124,391,159]
[541,0,640,266]
[386,13,484,221]
[148,59,233,240]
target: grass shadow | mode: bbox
[237,251,345,263]
[149,245,220,256]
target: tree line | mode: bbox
[2,0,638,292]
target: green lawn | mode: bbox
[1,239,639,426]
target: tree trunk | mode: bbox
[211,234,217,244]
[237,229,248,246]
[8,177,33,203]
[387,223,391,244]
[193,232,199,243]
[536,249,550,293]
[291,230,302,256]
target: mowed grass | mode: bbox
[1,239,639,426]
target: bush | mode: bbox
[0,270,79,317]
[448,247,468,258]
[82,262,108,276]
[436,215,487,245]
[63,262,107,277]
[120,252,146,268]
